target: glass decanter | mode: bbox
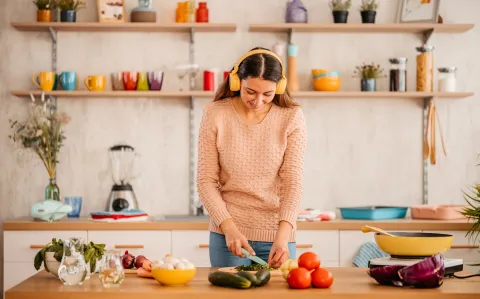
[58,237,87,285]
[99,250,125,288]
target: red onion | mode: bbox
[134,255,147,269]
[398,254,445,288]
[368,265,406,286]
[121,250,135,269]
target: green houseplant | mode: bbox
[58,0,86,22]
[461,158,480,266]
[33,0,56,22]
[354,62,385,92]
[359,0,379,24]
[329,0,351,23]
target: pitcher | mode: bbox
[58,237,87,285]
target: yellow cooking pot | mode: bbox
[374,232,453,257]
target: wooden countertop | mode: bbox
[5,268,480,299]
[2,217,473,231]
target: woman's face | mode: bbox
[240,77,276,111]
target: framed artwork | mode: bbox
[97,0,126,22]
[396,0,440,23]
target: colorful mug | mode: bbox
[111,72,124,90]
[123,71,138,91]
[147,71,164,90]
[32,72,56,91]
[59,71,77,91]
[137,72,149,91]
[84,75,106,91]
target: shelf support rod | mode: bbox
[48,27,58,111]
[423,29,434,44]
[422,96,433,205]
[287,28,293,45]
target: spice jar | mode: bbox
[416,44,434,92]
[389,57,407,92]
[184,0,195,22]
[437,67,457,92]
[196,2,209,22]
[176,2,185,22]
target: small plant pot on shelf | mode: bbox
[332,11,348,23]
[60,10,77,22]
[361,78,376,92]
[37,9,53,22]
[361,10,376,23]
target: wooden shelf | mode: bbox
[10,22,236,33]
[10,90,473,99]
[10,90,215,98]
[249,23,474,33]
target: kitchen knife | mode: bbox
[241,248,268,266]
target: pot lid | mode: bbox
[438,67,457,73]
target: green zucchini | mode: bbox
[255,269,271,286]
[235,271,258,286]
[208,271,252,289]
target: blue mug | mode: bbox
[60,71,78,91]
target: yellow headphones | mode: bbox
[229,49,287,95]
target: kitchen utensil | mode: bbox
[59,71,77,91]
[286,44,299,92]
[424,100,447,164]
[123,71,138,90]
[111,72,124,90]
[369,257,463,276]
[431,101,436,164]
[423,100,433,160]
[435,107,447,156]
[64,196,82,218]
[32,72,56,91]
[361,225,396,237]
[374,232,453,257]
[241,248,268,266]
[152,268,196,286]
[136,72,149,91]
[147,71,164,90]
[411,205,466,220]
[84,75,106,91]
[339,206,408,220]
[312,70,341,92]
[31,200,73,222]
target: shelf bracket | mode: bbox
[188,27,198,215]
[189,27,196,91]
[287,28,293,45]
[422,96,433,204]
[423,29,434,44]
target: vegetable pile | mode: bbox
[368,254,445,288]
[281,251,334,289]
[208,269,271,289]
[121,252,196,278]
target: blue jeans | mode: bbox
[209,232,296,267]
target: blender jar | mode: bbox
[389,57,407,92]
[437,67,457,92]
[416,44,434,92]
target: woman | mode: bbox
[197,47,307,268]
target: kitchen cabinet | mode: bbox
[3,262,38,292]
[171,231,211,267]
[295,231,339,266]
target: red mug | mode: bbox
[123,71,138,90]
[204,70,215,91]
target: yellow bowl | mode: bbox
[313,76,341,92]
[151,268,196,286]
[374,232,453,257]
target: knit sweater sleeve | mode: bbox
[196,104,232,226]
[278,108,307,228]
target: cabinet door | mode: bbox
[339,231,377,267]
[295,231,339,267]
[4,231,88,262]
[87,231,172,261]
[171,231,211,267]
[4,262,39,291]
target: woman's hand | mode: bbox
[268,241,289,268]
[220,219,255,258]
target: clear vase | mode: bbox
[58,238,87,286]
[45,178,60,201]
[99,250,125,288]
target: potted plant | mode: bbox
[329,0,351,23]
[359,0,379,24]
[353,62,385,92]
[461,159,480,266]
[34,238,106,278]
[58,0,86,22]
[9,92,70,201]
[33,0,56,22]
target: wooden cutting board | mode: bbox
[218,267,282,276]
[124,269,138,274]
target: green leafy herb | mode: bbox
[234,264,276,271]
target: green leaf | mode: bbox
[34,248,46,270]
[54,248,63,262]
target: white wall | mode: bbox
[1,0,480,292]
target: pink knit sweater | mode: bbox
[197,98,307,242]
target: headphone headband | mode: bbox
[231,49,285,77]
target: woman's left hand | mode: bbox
[268,240,289,268]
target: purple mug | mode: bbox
[147,71,164,90]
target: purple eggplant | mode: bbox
[368,265,406,287]
[398,254,445,288]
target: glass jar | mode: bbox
[437,67,457,92]
[99,250,125,288]
[196,2,209,23]
[176,2,185,22]
[416,44,434,92]
[58,238,87,286]
[389,57,407,92]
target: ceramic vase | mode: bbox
[361,11,376,23]
[60,10,77,22]
[361,78,376,92]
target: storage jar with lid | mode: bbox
[196,2,208,22]
[416,44,434,92]
[389,57,407,92]
[437,67,457,92]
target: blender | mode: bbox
[106,144,140,212]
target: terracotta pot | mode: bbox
[37,9,53,22]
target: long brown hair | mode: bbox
[213,47,299,108]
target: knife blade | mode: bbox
[241,248,268,266]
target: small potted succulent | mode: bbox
[33,0,56,22]
[353,62,385,92]
[58,0,86,22]
[329,0,351,24]
[359,0,379,24]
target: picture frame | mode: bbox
[97,0,126,23]
[396,0,441,23]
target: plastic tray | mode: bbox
[339,206,408,220]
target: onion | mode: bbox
[134,255,148,269]
[163,256,179,264]
[175,262,186,269]
[160,263,175,270]
[121,250,135,269]
[368,265,406,286]
[398,254,445,288]
[151,260,164,269]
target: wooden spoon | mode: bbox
[361,225,396,237]
[423,101,433,160]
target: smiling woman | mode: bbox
[196,47,307,269]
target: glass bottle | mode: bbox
[58,238,87,286]
[196,2,209,23]
[389,57,407,92]
[437,67,457,92]
[99,250,125,288]
[176,2,185,22]
[45,178,60,201]
[416,44,434,92]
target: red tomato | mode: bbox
[287,267,312,289]
[298,252,321,270]
[311,268,334,288]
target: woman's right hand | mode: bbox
[220,219,255,257]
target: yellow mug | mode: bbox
[32,72,56,91]
[84,75,106,91]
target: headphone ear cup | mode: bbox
[275,76,287,94]
[229,73,240,91]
